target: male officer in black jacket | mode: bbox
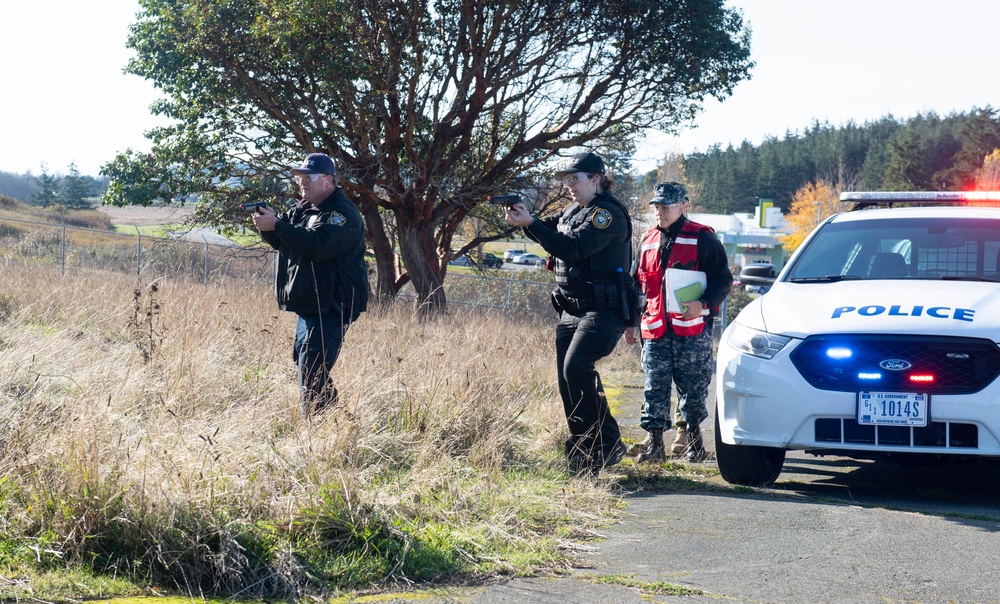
[504,152,634,474]
[252,153,368,416]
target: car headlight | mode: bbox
[727,324,792,359]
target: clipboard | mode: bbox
[666,268,707,313]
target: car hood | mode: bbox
[738,280,1000,341]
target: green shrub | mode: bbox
[726,285,753,320]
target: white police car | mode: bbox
[715,191,1000,485]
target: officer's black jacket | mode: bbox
[523,191,633,299]
[260,186,368,320]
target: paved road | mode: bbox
[358,373,1000,604]
[574,453,1000,604]
[502,261,544,272]
[373,454,1000,604]
[168,226,240,246]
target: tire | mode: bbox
[714,409,786,486]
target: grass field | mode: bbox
[0,195,726,602]
[0,260,645,601]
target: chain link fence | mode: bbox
[0,216,558,316]
[0,215,731,328]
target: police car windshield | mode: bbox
[785,217,1000,282]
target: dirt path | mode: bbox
[97,203,195,226]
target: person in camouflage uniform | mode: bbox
[624,183,732,463]
[635,321,715,458]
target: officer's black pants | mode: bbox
[293,312,346,416]
[554,308,625,463]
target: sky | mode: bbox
[2,0,1000,177]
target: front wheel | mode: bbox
[714,409,786,486]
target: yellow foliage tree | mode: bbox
[780,180,842,253]
[976,148,1000,190]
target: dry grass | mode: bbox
[0,260,630,601]
[0,195,113,231]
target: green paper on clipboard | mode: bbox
[666,268,707,313]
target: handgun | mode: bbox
[240,201,269,213]
[487,194,520,207]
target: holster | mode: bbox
[593,281,616,311]
[551,289,595,315]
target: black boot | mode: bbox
[685,424,708,462]
[636,428,666,464]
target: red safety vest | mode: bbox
[636,221,714,338]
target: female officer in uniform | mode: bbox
[504,152,634,474]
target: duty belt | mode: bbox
[552,290,595,314]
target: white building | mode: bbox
[688,203,790,268]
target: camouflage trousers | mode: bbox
[639,325,714,432]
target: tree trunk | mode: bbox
[397,222,447,315]
[358,202,399,309]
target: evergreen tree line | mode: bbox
[0,165,108,208]
[682,106,1000,214]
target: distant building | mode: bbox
[689,201,790,269]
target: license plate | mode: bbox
[857,391,928,427]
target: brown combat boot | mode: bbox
[670,423,688,457]
[627,434,650,456]
[685,423,708,462]
[636,429,666,463]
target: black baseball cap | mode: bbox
[553,152,606,178]
[291,153,337,177]
[649,182,688,205]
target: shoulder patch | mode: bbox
[328,211,347,226]
[591,208,613,229]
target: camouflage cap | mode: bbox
[649,182,688,205]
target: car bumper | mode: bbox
[716,330,1000,457]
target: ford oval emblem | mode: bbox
[879,359,912,371]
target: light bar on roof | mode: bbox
[840,191,1000,203]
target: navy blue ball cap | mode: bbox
[650,182,688,205]
[554,152,606,177]
[291,153,337,176]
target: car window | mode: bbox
[787,217,1000,281]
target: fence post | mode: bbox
[60,217,67,276]
[134,226,141,277]
[202,235,209,286]
[506,275,514,317]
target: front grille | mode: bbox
[790,334,1000,394]
[815,418,978,448]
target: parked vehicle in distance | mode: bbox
[503,248,528,262]
[716,190,1000,487]
[473,252,503,269]
[513,253,544,265]
[448,254,472,266]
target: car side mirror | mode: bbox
[740,263,777,286]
